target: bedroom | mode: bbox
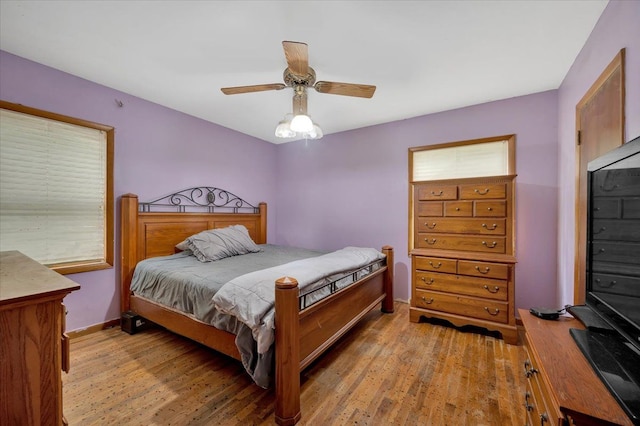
[1,1,639,425]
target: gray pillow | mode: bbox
[186,225,262,262]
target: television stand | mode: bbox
[570,328,640,423]
[519,309,633,425]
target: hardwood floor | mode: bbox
[63,302,526,425]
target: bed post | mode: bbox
[274,276,301,426]
[258,202,267,244]
[120,193,139,313]
[382,246,394,313]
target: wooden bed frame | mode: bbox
[119,189,394,425]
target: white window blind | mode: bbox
[412,140,510,181]
[0,108,107,266]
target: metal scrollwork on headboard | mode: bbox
[139,187,258,213]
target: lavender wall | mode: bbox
[0,51,278,332]
[557,0,640,306]
[2,0,636,332]
[275,90,560,313]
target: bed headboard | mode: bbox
[120,187,267,312]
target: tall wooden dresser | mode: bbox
[409,175,518,344]
[0,251,80,426]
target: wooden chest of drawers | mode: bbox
[410,175,517,344]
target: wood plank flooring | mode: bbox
[63,302,526,425]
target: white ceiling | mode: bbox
[0,1,608,144]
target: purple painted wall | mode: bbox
[0,51,278,332]
[1,0,636,331]
[557,0,640,306]
[275,91,560,312]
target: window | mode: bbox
[410,135,515,182]
[0,101,114,274]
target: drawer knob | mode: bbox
[431,190,443,196]
[482,241,498,248]
[487,207,493,211]
[484,306,500,316]
[475,266,491,274]
[455,207,460,211]
[421,296,434,304]
[474,188,490,195]
[594,248,606,256]
[481,223,497,230]
[424,238,437,245]
[483,285,499,294]
[429,261,442,269]
[425,222,436,229]
[540,413,549,425]
[420,276,434,285]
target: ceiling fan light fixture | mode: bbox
[290,114,313,133]
[274,116,296,138]
[309,122,323,139]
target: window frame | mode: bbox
[0,100,114,274]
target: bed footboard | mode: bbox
[274,246,394,425]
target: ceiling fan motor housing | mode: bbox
[284,67,316,87]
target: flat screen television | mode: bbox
[568,135,640,424]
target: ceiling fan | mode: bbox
[221,41,376,139]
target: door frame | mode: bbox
[574,49,625,305]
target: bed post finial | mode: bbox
[275,276,301,425]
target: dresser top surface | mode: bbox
[0,250,80,303]
[519,308,633,425]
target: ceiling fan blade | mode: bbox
[221,83,286,95]
[314,81,376,98]
[282,41,309,77]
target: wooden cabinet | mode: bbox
[410,175,517,344]
[520,309,633,426]
[0,251,80,426]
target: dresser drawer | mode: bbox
[415,271,508,301]
[457,260,509,279]
[593,198,621,219]
[414,289,509,323]
[459,183,506,199]
[416,201,443,216]
[592,241,640,263]
[413,256,457,273]
[416,184,457,200]
[444,201,472,216]
[592,219,640,241]
[474,201,506,217]
[592,272,640,297]
[416,217,506,235]
[416,234,506,253]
